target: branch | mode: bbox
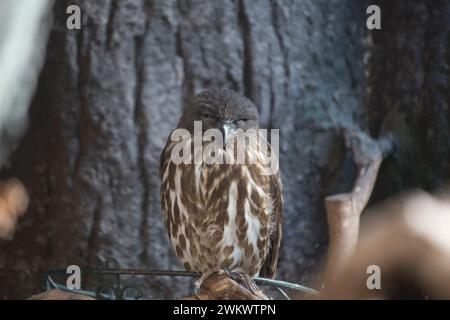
[322,131,391,286]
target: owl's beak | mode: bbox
[220,121,236,145]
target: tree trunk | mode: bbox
[0,0,385,299]
[368,0,450,200]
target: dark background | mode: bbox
[0,0,449,299]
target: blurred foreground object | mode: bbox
[0,178,29,240]
[322,191,450,299]
[29,289,94,300]
[318,128,450,299]
[0,0,53,167]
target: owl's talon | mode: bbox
[194,281,201,295]
[218,268,231,278]
[194,277,204,294]
[227,270,262,296]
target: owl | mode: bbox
[160,89,283,288]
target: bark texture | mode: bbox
[368,0,450,199]
[2,0,448,299]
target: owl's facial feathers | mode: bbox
[178,89,259,133]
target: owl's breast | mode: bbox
[160,137,276,275]
[199,162,274,276]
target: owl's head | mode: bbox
[178,89,259,142]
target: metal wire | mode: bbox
[274,286,292,300]
[254,277,317,294]
[43,256,317,300]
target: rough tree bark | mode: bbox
[0,0,393,299]
[367,0,450,200]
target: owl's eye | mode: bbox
[202,113,215,120]
[235,118,250,125]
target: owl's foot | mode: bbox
[195,268,266,299]
[227,270,259,293]
[194,268,234,294]
[226,268,267,299]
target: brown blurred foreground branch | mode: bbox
[30,289,95,300]
[0,178,29,240]
[318,130,450,299]
[322,191,450,299]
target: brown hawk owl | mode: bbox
[160,89,283,284]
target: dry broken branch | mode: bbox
[322,131,391,287]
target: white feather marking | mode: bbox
[220,181,241,268]
[244,199,261,253]
[194,165,200,192]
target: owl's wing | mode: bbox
[160,137,176,231]
[259,172,283,279]
[159,136,172,181]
